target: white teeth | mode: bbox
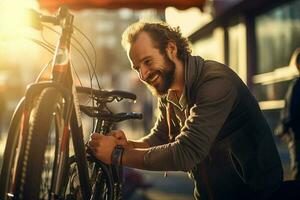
[150,74,159,82]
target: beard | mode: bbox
[145,52,176,97]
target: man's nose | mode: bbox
[138,65,150,81]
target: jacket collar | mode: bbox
[160,55,204,105]
[184,55,204,104]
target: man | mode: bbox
[88,22,283,200]
[275,48,300,180]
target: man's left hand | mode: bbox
[88,133,117,164]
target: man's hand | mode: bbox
[88,133,117,164]
[109,130,134,150]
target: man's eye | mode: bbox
[145,59,151,66]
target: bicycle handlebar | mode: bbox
[27,7,70,30]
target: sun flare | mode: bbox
[0,0,38,39]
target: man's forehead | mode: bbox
[128,32,155,63]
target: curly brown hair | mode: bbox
[121,21,192,62]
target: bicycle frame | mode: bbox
[0,7,141,200]
[14,7,92,200]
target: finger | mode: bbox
[116,140,126,146]
[88,139,100,146]
[91,133,103,139]
[112,130,125,139]
[109,130,118,137]
[89,147,98,155]
[115,130,125,138]
[88,140,101,148]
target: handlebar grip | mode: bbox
[27,9,43,30]
[27,8,62,30]
[125,112,143,120]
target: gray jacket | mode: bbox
[142,56,283,200]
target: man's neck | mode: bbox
[170,60,185,97]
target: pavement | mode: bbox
[128,170,194,200]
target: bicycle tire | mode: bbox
[0,99,24,200]
[91,160,114,200]
[14,88,67,200]
[67,156,114,200]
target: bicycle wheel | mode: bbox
[68,157,114,200]
[13,88,67,200]
[91,161,114,200]
[0,99,24,200]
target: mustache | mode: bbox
[145,71,160,83]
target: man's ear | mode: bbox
[166,41,177,60]
[167,50,172,60]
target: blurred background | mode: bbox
[0,0,300,199]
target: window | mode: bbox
[255,0,300,74]
[228,21,247,83]
[192,27,224,63]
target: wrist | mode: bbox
[111,145,124,166]
[127,140,135,149]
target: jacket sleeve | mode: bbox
[290,79,300,136]
[143,77,237,171]
[274,81,294,137]
[141,99,169,147]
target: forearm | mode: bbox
[128,140,150,149]
[121,142,190,171]
[122,148,148,169]
[119,140,150,169]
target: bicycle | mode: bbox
[0,7,142,200]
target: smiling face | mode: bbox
[128,32,176,96]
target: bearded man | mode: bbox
[88,22,284,200]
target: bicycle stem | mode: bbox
[52,11,74,85]
[94,120,113,135]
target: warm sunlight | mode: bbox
[0,0,38,40]
[165,7,212,37]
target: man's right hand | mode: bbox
[110,130,134,150]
